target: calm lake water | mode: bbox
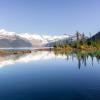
[0,51,100,100]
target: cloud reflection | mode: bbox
[0,51,67,68]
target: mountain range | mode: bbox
[2,29,99,48]
[0,29,69,48]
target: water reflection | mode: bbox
[0,50,100,69]
[54,50,100,69]
[0,51,66,68]
[0,50,100,100]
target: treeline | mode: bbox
[54,32,100,50]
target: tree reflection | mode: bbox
[54,50,100,69]
[0,50,100,69]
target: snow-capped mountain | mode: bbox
[0,29,69,48]
[0,29,32,48]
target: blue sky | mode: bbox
[0,0,100,35]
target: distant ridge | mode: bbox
[90,32,100,40]
[0,29,69,48]
[0,29,92,48]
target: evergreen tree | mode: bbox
[76,31,80,48]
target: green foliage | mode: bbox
[87,41,91,46]
[76,31,80,49]
[53,32,100,50]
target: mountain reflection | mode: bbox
[0,51,100,68]
[0,51,67,68]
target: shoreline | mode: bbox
[0,50,32,55]
[0,47,100,56]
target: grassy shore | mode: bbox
[0,50,31,55]
[53,40,100,52]
[53,45,100,52]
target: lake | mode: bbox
[0,51,100,100]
